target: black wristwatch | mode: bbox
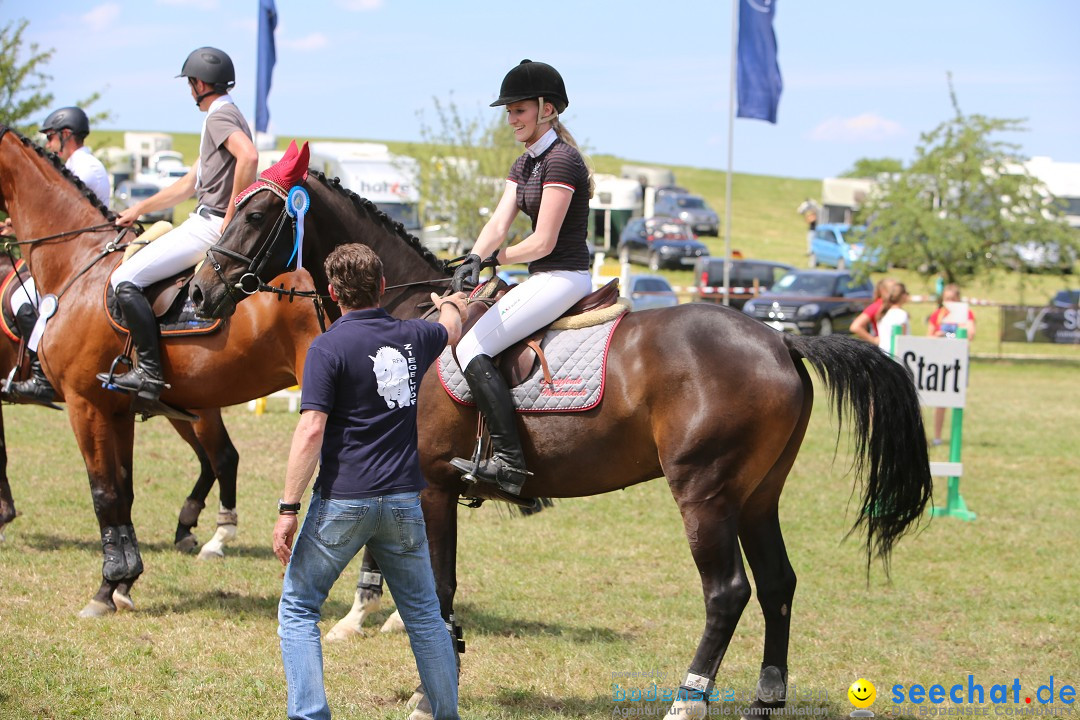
[278,499,302,515]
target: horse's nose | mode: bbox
[190,283,204,309]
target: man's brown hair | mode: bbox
[325,243,383,309]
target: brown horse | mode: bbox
[0,126,326,616]
[0,244,239,557]
[191,167,934,717]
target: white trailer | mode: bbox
[308,142,421,234]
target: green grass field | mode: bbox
[1,360,1077,719]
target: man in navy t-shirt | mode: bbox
[272,243,467,720]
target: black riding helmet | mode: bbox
[177,46,236,91]
[41,107,90,138]
[490,59,569,113]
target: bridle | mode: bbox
[205,184,295,302]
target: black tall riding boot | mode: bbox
[449,355,531,495]
[100,282,166,401]
[8,303,57,405]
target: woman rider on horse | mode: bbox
[449,59,594,496]
[104,47,258,401]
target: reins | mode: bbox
[1,222,120,247]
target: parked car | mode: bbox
[112,180,173,224]
[618,217,709,270]
[653,193,719,236]
[809,224,882,270]
[627,274,679,311]
[1051,289,1080,308]
[693,257,794,309]
[742,269,874,335]
[654,185,690,203]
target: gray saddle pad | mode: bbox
[438,314,625,413]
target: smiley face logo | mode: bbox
[848,679,876,709]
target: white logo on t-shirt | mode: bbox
[369,346,413,408]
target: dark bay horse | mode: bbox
[191,166,934,717]
[0,126,326,616]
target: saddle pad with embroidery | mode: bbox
[437,313,626,413]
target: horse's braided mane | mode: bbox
[308,169,450,275]
[5,127,115,221]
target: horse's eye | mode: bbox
[247,212,264,223]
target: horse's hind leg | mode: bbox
[667,477,753,719]
[738,380,812,717]
[326,548,386,643]
[168,418,213,552]
[175,411,240,561]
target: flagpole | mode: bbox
[722,0,738,307]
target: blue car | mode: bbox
[809,224,881,270]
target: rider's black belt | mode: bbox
[196,206,225,221]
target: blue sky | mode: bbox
[9,0,1079,180]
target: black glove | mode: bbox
[451,254,482,293]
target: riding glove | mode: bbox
[451,254,482,293]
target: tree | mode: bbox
[858,77,1077,283]
[0,13,111,134]
[409,96,531,255]
[841,157,903,179]
[0,16,54,131]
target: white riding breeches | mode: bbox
[10,276,37,312]
[455,270,593,370]
[110,212,222,290]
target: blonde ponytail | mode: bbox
[552,118,595,198]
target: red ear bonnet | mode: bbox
[234,140,310,206]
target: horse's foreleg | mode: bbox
[0,404,14,542]
[326,548,386,643]
[182,411,240,561]
[68,399,142,618]
[668,489,751,720]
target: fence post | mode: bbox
[931,327,975,521]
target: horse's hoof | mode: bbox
[112,590,135,612]
[668,699,708,718]
[78,599,115,618]
[380,610,405,633]
[197,545,224,561]
[741,700,784,718]
[407,690,432,720]
[174,534,199,553]
[325,618,361,644]
[0,526,5,543]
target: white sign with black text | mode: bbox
[891,336,969,409]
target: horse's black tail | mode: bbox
[784,334,933,573]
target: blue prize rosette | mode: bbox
[285,186,310,270]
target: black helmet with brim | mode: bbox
[491,59,569,113]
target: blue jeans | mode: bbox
[278,492,459,720]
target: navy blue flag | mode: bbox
[255,0,277,133]
[737,0,782,124]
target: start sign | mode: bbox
[892,336,969,409]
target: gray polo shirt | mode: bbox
[197,101,252,213]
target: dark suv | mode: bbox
[742,269,873,336]
[653,193,719,236]
[617,217,709,270]
[693,257,794,309]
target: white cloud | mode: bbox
[335,0,384,11]
[281,33,330,51]
[809,113,905,143]
[155,0,219,9]
[82,3,121,32]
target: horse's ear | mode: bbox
[297,142,310,180]
[368,355,376,362]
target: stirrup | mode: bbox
[449,456,532,496]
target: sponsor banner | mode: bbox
[1000,306,1080,344]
